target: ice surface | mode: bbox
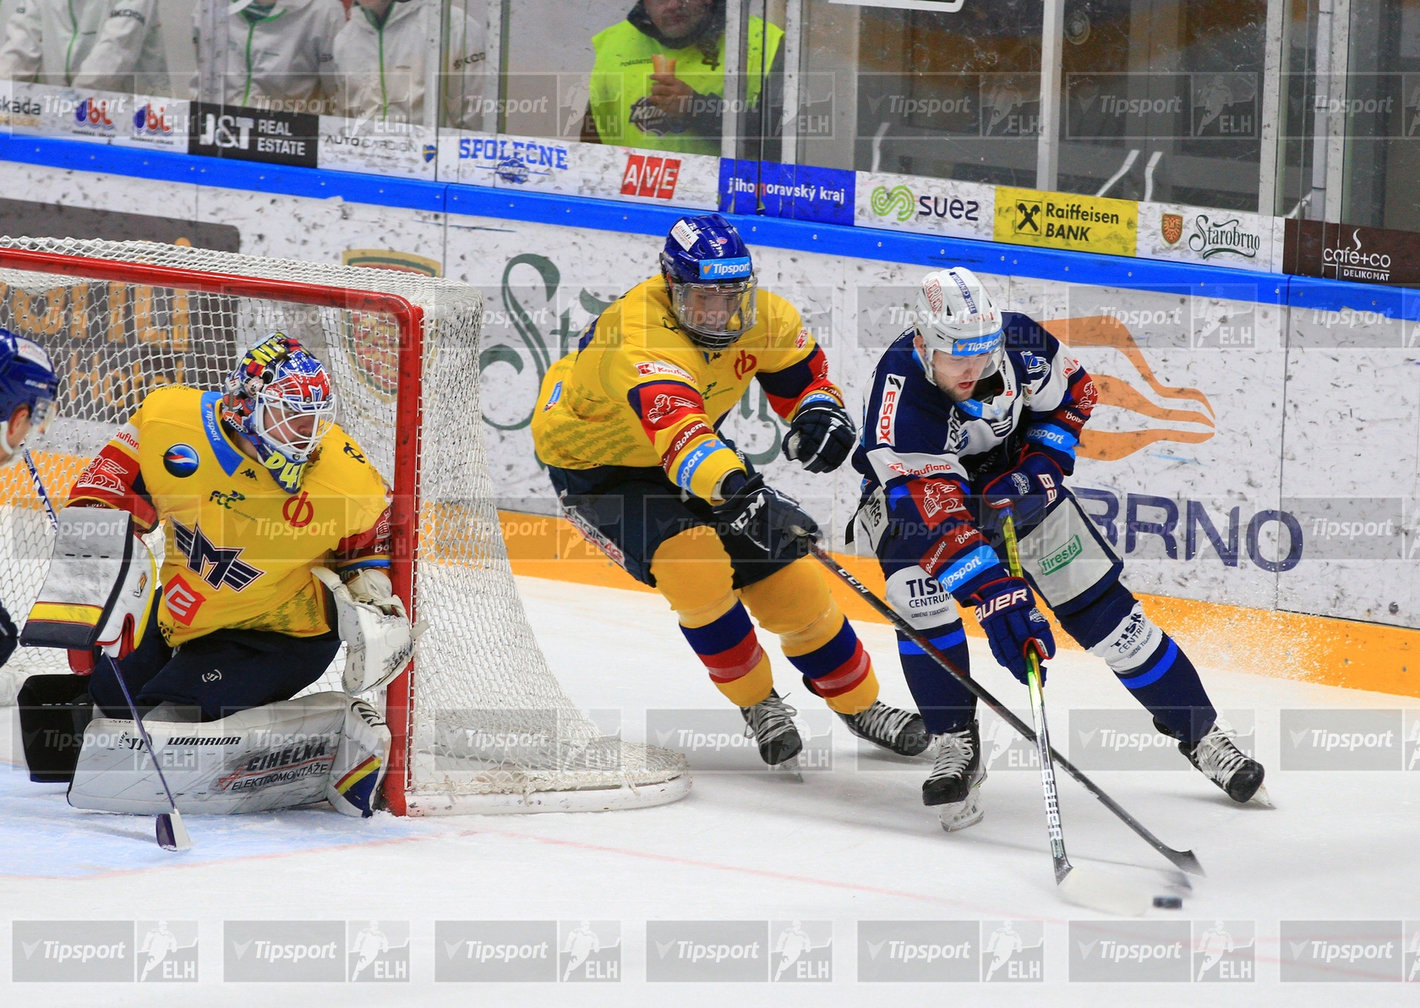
[2,575,1417,1006]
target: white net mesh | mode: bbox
[0,237,688,813]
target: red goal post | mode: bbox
[0,237,689,814]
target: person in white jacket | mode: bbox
[191,0,346,114]
[332,0,490,129]
[0,0,169,94]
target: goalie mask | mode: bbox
[221,333,335,493]
[660,213,758,351]
[0,327,58,466]
[912,267,1005,408]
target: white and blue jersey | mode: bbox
[851,311,1096,601]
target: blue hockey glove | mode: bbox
[782,400,856,474]
[714,473,819,562]
[978,452,1064,534]
[967,576,1055,685]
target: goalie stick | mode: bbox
[23,450,191,853]
[999,508,1155,916]
[806,540,1203,883]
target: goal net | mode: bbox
[0,236,689,814]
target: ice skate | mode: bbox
[837,699,930,757]
[923,721,986,830]
[1181,721,1267,804]
[740,689,803,767]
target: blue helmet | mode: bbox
[0,327,59,463]
[659,213,759,350]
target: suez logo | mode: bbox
[869,184,980,224]
[620,154,681,199]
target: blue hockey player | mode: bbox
[851,266,1266,829]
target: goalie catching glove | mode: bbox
[20,506,157,665]
[313,567,421,694]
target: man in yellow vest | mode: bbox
[581,0,783,156]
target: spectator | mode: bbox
[581,0,784,156]
[332,0,490,129]
[0,0,169,94]
[190,0,346,114]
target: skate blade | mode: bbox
[1248,783,1274,808]
[769,754,804,782]
[937,791,984,832]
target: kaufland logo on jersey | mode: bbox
[621,154,681,199]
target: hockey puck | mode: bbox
[1152,895,1183,909]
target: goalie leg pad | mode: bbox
[67,692,365,815]
[16,674,95,783]
[327,698,391,818]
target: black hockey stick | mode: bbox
[24,450,190,852]
[1000,510,1157,914]
[807,540,1203,878]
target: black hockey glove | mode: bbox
[782,400,856,474]
[713,473,819,562]
[0,601,15,668]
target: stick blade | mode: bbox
[1057,866,1152,916]
[157,811,192,852]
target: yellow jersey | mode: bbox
[67,386,391,645]
[531,277,843,502]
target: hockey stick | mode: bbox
[806,541,1203,879]
[23,450,191,852]
[1000,509,1155,915]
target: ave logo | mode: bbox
[621,154,681,199]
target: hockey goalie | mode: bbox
[16,333,415,818]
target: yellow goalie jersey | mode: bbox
[66,386,392,645]
[532,277,844,502]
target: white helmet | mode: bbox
[912,267,1004,386]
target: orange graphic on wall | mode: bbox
[1042,316,1215,461]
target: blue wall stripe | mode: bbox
[4,133,1416,318]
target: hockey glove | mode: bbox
[713,473,819,562]
[968,576,1055,685]
[782,400,856,474]
[0,601,15,668]
[978,452,1063,534]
